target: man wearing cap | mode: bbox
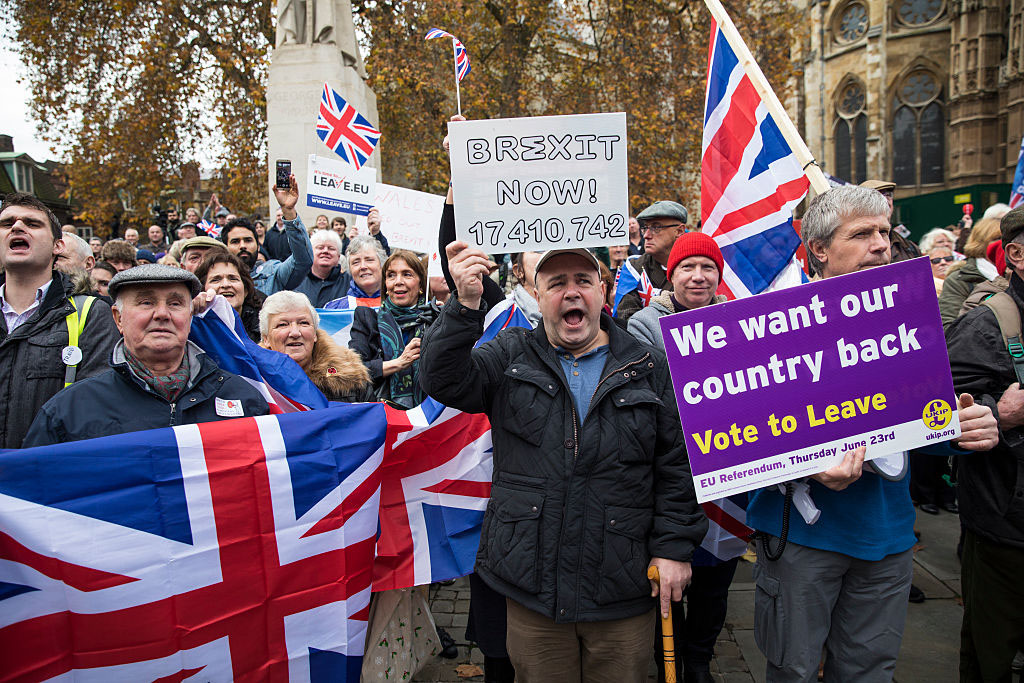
[179,235,228,273]
[946,204,1024,680]
[421,241,706,682]
[221,175,313,296]
[746,185,998,682]
[23,264,269,447]
[615,200,689,324]
[0,192,120,449]
[860,180,921,264]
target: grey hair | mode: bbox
[311,229,343,251]
[919,227,956,255]
[259,290,319,338]
[345,235,386,263]
[801,186,891,275]
[983,203,1011,221]
[61,231,93,262]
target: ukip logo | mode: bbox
[922,399,952,430]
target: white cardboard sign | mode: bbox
[306,154,376,216]
[372,183,446,253]
[448,113,629,252]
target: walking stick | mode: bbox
[648,565,677,683]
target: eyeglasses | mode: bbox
[930,256,954,263]
[640,222,685,235]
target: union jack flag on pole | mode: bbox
[424,28,471,115]
[701,0,829,299]
[316,83,382,170]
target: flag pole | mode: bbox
[703,0,831,196]
[451,39,462,116]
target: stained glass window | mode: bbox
[895,0,943,26]
[838,3,869,42]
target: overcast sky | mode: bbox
[0,45,62,162]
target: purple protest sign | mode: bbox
[659,257,960,502]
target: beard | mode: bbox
[235,249,255,268]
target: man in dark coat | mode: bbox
[23,265,268,446]
[0,192,120,449]
[946,204,1024,681]
[420,242,706,682]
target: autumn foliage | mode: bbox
[4,0,800,232]
[355,0,802,212]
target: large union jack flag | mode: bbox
[316,84,381,170]
[702,20,810,299]
[424,28,471,82]
[0,406,385,681]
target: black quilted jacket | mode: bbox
[420,297,707,623]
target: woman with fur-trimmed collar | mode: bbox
[259,290,375,403]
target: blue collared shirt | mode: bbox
[555,345,609,418]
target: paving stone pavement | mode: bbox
[415,508,1010,682]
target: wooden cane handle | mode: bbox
[647,566,677,683]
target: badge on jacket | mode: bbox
[215,397,244,417]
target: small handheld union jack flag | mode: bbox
[425,27,471,115]
[316,83,382,170]
[424,28,471,82]
[198,218,220,239]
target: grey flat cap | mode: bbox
[180,236,227,253]
[637,200,688,225]
[215,207,230,217]
[108,264,202,299]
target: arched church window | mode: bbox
[891,69,944,186]
[834,80,869,183]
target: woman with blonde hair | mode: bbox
[938,216,1002,329]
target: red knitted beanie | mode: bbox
[667,232,724,277]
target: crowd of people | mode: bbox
[1,114,1022,683]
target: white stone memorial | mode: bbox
[267,0,380,228]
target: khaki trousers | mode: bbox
[505,598,655,683]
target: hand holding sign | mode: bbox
[810,446,865,491]
[956,393,999,450]
[447,241,490,310]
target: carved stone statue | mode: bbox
[275,0,367,78]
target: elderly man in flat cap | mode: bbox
[615,200,689,324]
[23,264,268,446]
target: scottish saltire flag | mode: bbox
[700,495,753,562]
[0,406,385,681]
[199,218,221,239]
[612,256,661,316]
[424,28,471,81]
[191,297,328,412]
[702,21,811,299]
[1011,135,1024,209]
[316,84,382,170]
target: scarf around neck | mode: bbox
[125,347,190,402]
[378,296,426,409]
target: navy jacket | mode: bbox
[23,341,269,447]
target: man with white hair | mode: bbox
[23,264,269,446]
[295,229,350,307]
[56,232,96,274]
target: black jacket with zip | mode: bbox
[419,297,706,623]
[23,340,269,447]
[0,271,120,449]
[946,272,1024,549]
